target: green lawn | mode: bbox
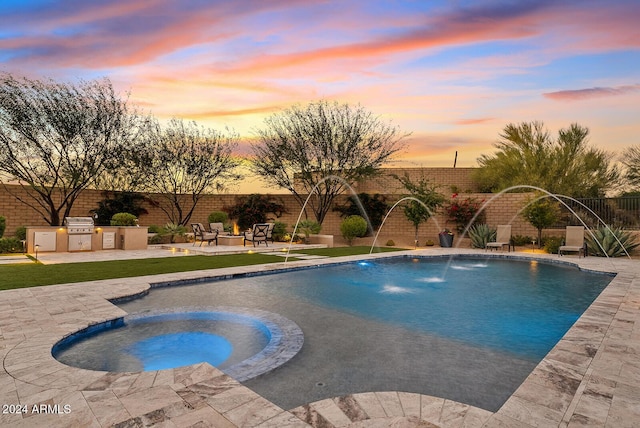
[0,246,402,290]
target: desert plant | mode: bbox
[297,219,322,240]
[468,224,496,249]
[543,236,563,254]
[340,215,368,246]
[586,226,640,257]
[207,211,229,224]
[110,212,138,226]
[0,215,5,238]
[162,223,188,243]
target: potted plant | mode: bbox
[438,229,454,247]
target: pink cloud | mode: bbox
[543,85,640,101]
[454,118,496,126]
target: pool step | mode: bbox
[289,392,493,427]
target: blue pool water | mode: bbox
[53,310,270,372]
[282,257,610,359]
[127,332,232,370]
[116,255,612,411]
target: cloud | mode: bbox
[543,84,640,101]
[454,118,495,125]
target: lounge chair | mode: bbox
[558,226,586,257]
[244,223,270,247]
[486,225,513,252]
[191,223,218,246]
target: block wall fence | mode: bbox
[1,168,543,247]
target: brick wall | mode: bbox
[0,169,539,246]
[353,167,480,194]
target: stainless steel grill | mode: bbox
[64,217,94,234]
[64,217,94,251]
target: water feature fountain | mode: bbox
[369,196,443,253]
[285,175,376,262]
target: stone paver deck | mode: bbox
[1,247,639,427]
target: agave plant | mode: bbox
[586,226,639,257]
[467,224,496,249]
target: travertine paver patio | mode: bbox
[0,247,639,427]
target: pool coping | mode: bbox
[1,248,638,427]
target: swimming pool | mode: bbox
[117,255,612,411]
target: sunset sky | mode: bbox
[1,0,639,192]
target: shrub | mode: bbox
[91,191,148,226]
[207,211,229,224]
[425,239,434,246]
[468,224,496,249]
[110,212,137,226]
[0,215,5,238]
[271,222,287,242]
[225,194,286,231]
[443,194,485,233]
[386,240,395,246]
[147,224,163,234]
[543,236,563,254]
[148,234,165,245]
[333,193,388,232]
[13,226,26,241]
[0,237,23,253]
[586,226,640,257]
[340,215,368,246]
[512,234,534,246]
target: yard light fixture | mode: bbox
[35,244,39,262]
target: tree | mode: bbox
[473,121,619,197]
[136,118,241,226]
[394,173,445,243]
[521,195,561,247]
[251,100,406,224]
[0,74,139,225]
[621,145,640,190]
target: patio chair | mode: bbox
[244,223,270,247]
[209,222,228,236]
[486,225,513,252]
[191,223,218,246]
[558,226,586,257]
[265,223,275,243]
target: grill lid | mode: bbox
[64,217,94,234]
[64,217,95,227]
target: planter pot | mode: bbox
[438,234,454,247]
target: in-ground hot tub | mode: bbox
[52,307,303,381]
